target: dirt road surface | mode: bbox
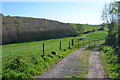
[87,44,105,78]
[34,45,89,78]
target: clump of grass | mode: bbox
[63,49,67,51]
[77,50,93,78]
[65,74,86,78]
[68,46,72,49]
[47,53,54,58]
[51,51,57,55]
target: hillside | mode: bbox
[2,15,102,45]
[2,15,77,44]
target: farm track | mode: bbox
[87,44,105,78]
[34,43,105,78]
[34,44,90,78]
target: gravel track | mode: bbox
[34,43,105,78]
[34,45,90,78]
[87,44,105,78]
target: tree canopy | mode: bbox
[101,1,120,55]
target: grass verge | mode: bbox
[100,44,120,78]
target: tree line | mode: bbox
[2,14,77,44]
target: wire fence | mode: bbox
[2,38,101,63]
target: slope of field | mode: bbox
[2,35,93,78]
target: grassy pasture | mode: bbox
[2,28,108,78]
[2,36,84,61]
[70,23,101,32]
[85,30,108,40]
[2,35,93,78]
[82,24,101,32]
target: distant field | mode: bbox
[82,24,101,32]
[70,23,101,32]
[85,30,108,40]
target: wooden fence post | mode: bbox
[43,43,45,57]
[69,41,70,47]
[60,41,62,51]
[71,39,74,46]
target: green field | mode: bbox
[70,23,101,32]
[2,36,84,61]
[2,27,108,78]
[82,24,101,32]
[2,34,94,78]
[85,30,108,40]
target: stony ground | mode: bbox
[87,44,105,78]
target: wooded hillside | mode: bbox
[2,15,77,44]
